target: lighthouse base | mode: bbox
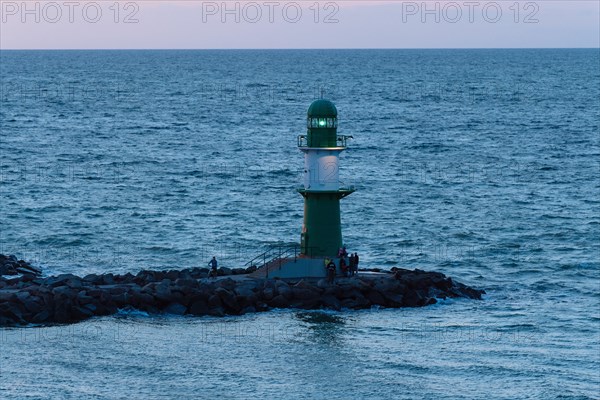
[249,257,343,279]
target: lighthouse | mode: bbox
[248,99,354,279]
[298,99,354,257]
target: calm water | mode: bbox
[1,49,599,399]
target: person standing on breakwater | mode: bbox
[208,256,218,278]
[327,259,336,284]
[340,256,348,277]
[353,253,359,275]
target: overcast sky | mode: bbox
[1,1,598,49]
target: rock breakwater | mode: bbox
[0,255,484,327]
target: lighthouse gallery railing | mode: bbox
[297,134,353,148]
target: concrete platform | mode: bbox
[249,256,355,279]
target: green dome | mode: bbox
[307,99,337,118]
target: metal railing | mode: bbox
[338,180,357,194]
[297,135,353,148]
[244,244,298,278]
[244,244,320,278]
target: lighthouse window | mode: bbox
[308,117,336,128]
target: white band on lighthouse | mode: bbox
[302,148,343,191]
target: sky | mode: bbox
[0,1,599,49]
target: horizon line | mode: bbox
[1,47,599,51]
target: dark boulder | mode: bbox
[291,287,320,301]
[0,255,41,277]
[165,270,180,281]
[261,287,275,301]
[21,295,44,314]
[189,268,209,279]
[323,285,342,297]
[83,303,98,313]
[234,283,256,297]
[383,292,404,307]
[267,295,289,309]
[44,274,81,288]
[215,287,240,313]
[153,283,175,304]
[164,303,187,315]
[112,292,131,307]
[102,274,115,285]
[175,278,199,289]
[402,289,424,307]
[52,302,73,323]
[366,290,387,306]
[255,301,269,312]
[72,306,94,320]
[216,278,236,291]
[20,273,37,283]
[129,289,155,308]
[277,284,293,300]
[208,307,225,317]
[31,309,52,324]
[52,285,77,299]
[83,274,103,285]
[345,292,370,309]
[188,299,210,316]
[0,302,25,324]
[208,294,222,308]
[320,294,341,311]
[290,299,319,310]
[241,305,257,314]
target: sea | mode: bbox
[0,49,599,399]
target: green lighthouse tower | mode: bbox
[248,99,355,279]
[298,99,354,257]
